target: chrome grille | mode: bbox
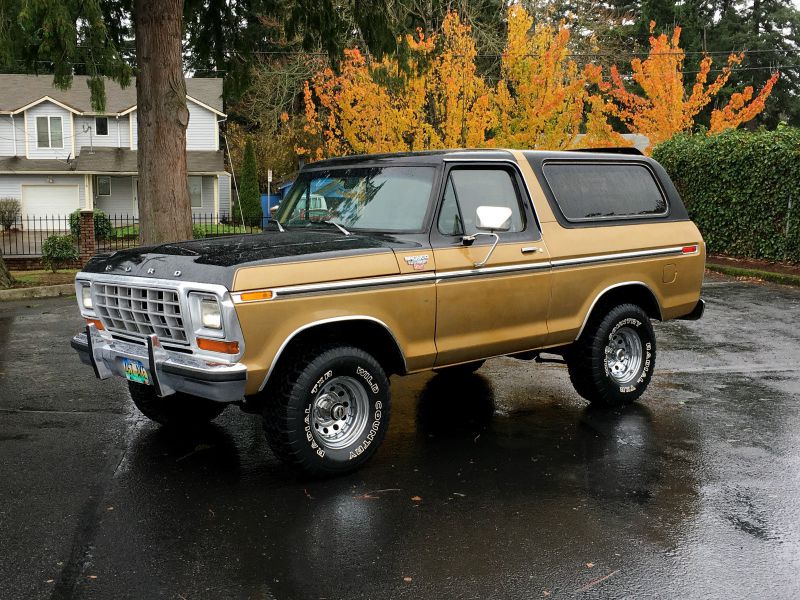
[93,282,188,344]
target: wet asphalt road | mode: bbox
[1,273,799,600]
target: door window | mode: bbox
[437,168,525,236]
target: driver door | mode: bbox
[431,162,552,366]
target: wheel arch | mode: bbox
[577,281,662,339]
[258,316,407,392]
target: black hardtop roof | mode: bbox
[304,147,646,170]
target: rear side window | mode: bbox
[542,162,667,222]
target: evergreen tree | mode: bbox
[237,138,263,227]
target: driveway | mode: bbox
[1,273,799,599]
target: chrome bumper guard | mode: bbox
[71,324,247,402]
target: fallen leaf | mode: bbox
[403,576,413,582]
[586,562,595,568]
[411,496,422,502]
[353,493,378,500]
[87,575,98,580]
[575,570,620,593]
[46,580,54,584]
[106,506,114,511]
[543,592,550,597]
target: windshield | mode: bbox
[276,166,436,233]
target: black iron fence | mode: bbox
[0,213,262,257]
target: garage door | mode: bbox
[21,185,80,221]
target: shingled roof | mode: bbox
[0,75,223,114]
[0,148,225,174]
[75,148,225,173]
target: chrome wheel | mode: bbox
[605,326,643,385]
[310,376,370,450]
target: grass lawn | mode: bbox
[10,269,78,288]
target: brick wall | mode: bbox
[78,210,97,263]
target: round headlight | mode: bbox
[200,298,222,329]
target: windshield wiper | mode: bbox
[330,221,351,236]
[311,220,352,236]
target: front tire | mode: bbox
[263,346,391,477]
[128,382,227,426]
[567,304,656,406]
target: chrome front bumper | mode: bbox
[71,324,247,402]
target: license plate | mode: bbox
[122,358,151,385]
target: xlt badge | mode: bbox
[404,254,429,270]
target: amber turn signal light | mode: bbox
[85,318,104,330]
[239,290,274,302]
[196,337,240,354]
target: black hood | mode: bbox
[82,229,425,287]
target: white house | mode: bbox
[0,75,232,222]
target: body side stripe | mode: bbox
[232,245,696,303]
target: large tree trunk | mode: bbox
[0,252,13,289]
[134,0,192,245]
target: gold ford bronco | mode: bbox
[72,149,705,475]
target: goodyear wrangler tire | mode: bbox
[263,346,391,477]
[127,382,227,426]
[567,304,656,407]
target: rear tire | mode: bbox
[263,345,391,477]
[128,382,227,426]
[567,304,656,406]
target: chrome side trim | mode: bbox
[234,245,695,302]
[552,246,685,269]
[269,272,437,298]
[576,281,662,339]
[436,261,550,282]
[258,316,407,392]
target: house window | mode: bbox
[96,176,111,197]
[95,117,109,136]
[36,116,63,149]
[189,177,203,208]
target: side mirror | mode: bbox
[476,206,512,232]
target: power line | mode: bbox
[247,48,799,59]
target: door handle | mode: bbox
[521,246,543,254]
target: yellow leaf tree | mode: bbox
[300,7,629,159]
[493,7,629,150]
[606,22,778,152]
[301,14,495,158]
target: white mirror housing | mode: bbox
[476,206,513,232]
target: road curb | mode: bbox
[706,263,800,287]
[0,283,75,302]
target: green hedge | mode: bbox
[653,127,800,264]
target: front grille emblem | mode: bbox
[174,270,182,277]
[147,268,155,275]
